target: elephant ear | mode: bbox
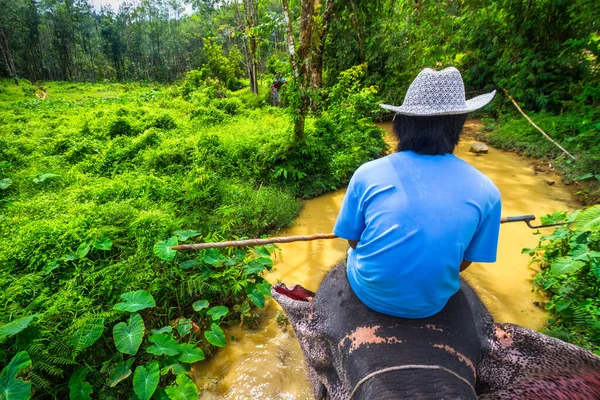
[477,323,600,399]
[271,284,316,324]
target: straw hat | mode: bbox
[380,67,496,116]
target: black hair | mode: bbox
[392,113,468,155]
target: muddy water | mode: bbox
[194,121,577,399]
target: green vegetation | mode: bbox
[525,205,600,355]
[483,108,600,200]
[0,67,386,398]
[1,0,599,395]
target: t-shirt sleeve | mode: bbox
[333,174,365,241]
[464,197,502,263]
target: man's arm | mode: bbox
[460,260,472,272]
[348,240,358,250]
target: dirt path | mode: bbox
[35,87,47,100]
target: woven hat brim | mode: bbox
[380,90,496,116]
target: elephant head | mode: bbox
[272,263,600,399]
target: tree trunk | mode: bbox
[0,25,19,85]
[244,0,259,94]
[310,0,335,110]
[282,0,316,141]
[282,0,298,79]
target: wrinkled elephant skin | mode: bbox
[272,264,600,399]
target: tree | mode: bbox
[243,0,259,94]
[0,0,22,85]
[282,0,316,140]
[0,25,19,85]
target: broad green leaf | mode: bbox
[569,231,588,247]
[201,248,226,266]
[146,334,181,356]
[0,162,11,169]
[0,178,11,190]
[154,237,178,261]
[32,173,59,183]
[521,247,536,256]
[550,257,585,276]
[69,367,93,400]
[0,314,39,341]
[248,289,265,308]
[160,361,190,376]
[541,210,567,225]
[75,242,91,259]
[574,172,594,181]
[555,299,572,312]
[206,306,229,321]
[572,205,600,232]
[108,358,136,387]
[179,260,201,269]
[69,318,104,351]
[204,323,226,347]
[41,260,60,275]
[192,300,209,312]
[113,290,156,313]
[591,261,600,280]
[255,246,271,258]
[178,344,205,363]
[256,281,272,297]
[113,313,145,355]
[588,251,600,259]
[568,244,590,261]
[566,209,582,223]
[61,253,78,262]
[176,319,192,337]
[256,256,273,268]
[93,237,113,251]
[0,351,32,400]
[244,261,265,276]
[151,326,172,335]
[173,229,201,241]
[154,388,170,400]
[133,361,159,400]
[164,374,199,400]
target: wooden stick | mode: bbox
[172,216,537,251]
[504,90,577,161]
[171,233,339,251]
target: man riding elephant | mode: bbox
[271,68,600,398]
[334,66,500,320]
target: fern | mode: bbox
[34,360,65,377]
[186,276,216,296]
[544,326,572,342]
[573,307,592,326]
[28,371,52,390]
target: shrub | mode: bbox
[108,117,135,137]
[527,206,600,355]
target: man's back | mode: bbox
[333,150,501,318]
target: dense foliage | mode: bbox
[0,69,386,398]
[1,0,599,396]
[525,205,600,355]
[484,107,600,189]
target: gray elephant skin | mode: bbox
[272,264,600,399]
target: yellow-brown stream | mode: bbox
[193,120,577,399]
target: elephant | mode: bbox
[272,263,600,399]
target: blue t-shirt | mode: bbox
[333,151,501,318]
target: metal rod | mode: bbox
[172,215,566,251]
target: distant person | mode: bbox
[270,74,286,106]
[334,67,501,319]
